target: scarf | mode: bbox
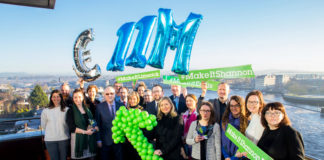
[195,121,214,139]
[72,104,96,157]
[221,113,240,157]
[182,110,198,138]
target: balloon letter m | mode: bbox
[148,8,203,75]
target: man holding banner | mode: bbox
[169,85,187,115]
[198,82,230,124]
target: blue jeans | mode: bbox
[45,140,69,160]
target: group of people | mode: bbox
[41,80,305,160]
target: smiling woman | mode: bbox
[257,102,305,160]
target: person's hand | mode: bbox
[132,80,138,90]
[78,78,85,89]
[235,151,243,157]
[201,81,207,97]
[154,149,162,156]
[194,135,204,142]
[97,141,102,148]
[225,158,230,160]
[241,152,248,157]
[85,129,94,135]
[180,147,188,159]
[181,87,187,97]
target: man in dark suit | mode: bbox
[117,87,128,107]
[169,85,187,115]
[146,84,164,115]
[197,82,230,124]
[96,86,123,160]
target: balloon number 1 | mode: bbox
[107,8,203,75]
[111,107,162,160]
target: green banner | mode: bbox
[116,70,160,83]
[163,76,219,91]
[178,64,255,82]
[225,124,273,160]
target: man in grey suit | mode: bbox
[198,82,230,124]
[96,86,123,160]
[145,84,164,116]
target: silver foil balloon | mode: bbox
[73,28,101,82]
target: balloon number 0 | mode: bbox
[107,8,203,75]
[111,107,162,160]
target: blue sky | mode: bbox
[1,0,324,75]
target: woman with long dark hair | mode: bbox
[186,101,221,160]
[221,95,248,160]
[66,89,98,159]
[257,102,305,160]
[41,90,69,160]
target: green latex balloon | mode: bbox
[111,108,162,160]
[146,125,153,131]
[139,122,145,128]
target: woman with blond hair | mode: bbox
[127,91,143,110]
[152,97,184,160]
[221,95,248,160]
[123,91,143,160]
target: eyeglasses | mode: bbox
[199,110,211,113]
[265,111,282,116]
[230,104,240,108]
[105,93,114,96]
[247,101,259,105]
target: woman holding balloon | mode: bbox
[124,91,144,160]
[153,97,184,160]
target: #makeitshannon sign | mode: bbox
[179,64,255,82]
[163,76,219,91]
[225,124,273,160]
[116,70,160,83]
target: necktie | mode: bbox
[110,104,115,117]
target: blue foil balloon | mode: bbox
[171,13,203,75]
[125,16,157,68]
[147,9,173,69]
[107,22,136,71]
[147,8,203,75]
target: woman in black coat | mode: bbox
[153,97,184,160]
[257,102,305,160]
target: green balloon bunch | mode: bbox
[112,106,162,160]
